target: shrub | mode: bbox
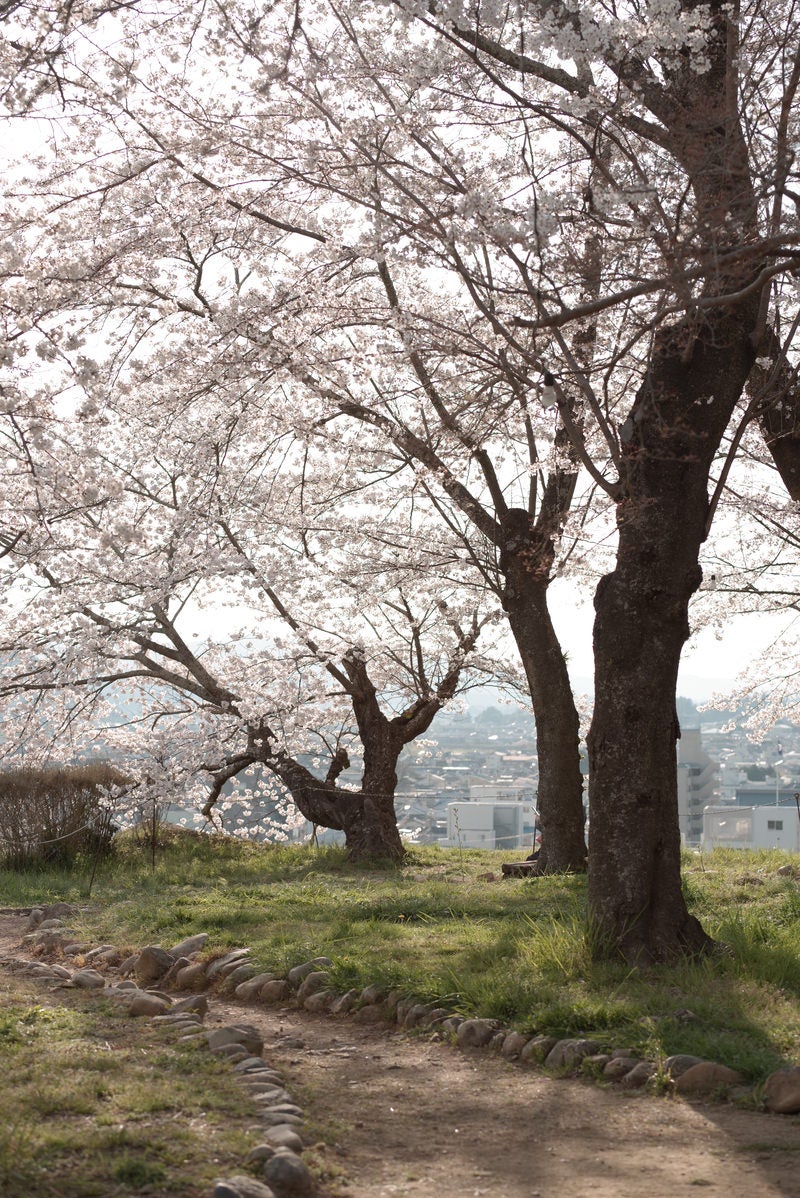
[0,763,127,869]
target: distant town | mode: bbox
[149,692,800,854]
[304,695,800,855]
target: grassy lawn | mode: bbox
[0,969,257,1198]
[3,834,800,1087]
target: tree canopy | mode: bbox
[2,0,800,957]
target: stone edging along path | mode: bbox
[6,901,800,1198]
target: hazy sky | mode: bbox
[548,583,791,702]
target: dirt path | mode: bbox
[3,915,800,1198]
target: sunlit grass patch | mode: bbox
[0,974,256,1198]
[4,836,800,1084]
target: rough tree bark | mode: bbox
[588,305,758,960]
[394,0,778,958]
[500,509,587,873]
[577,0,763,961]
[203,735,405,862]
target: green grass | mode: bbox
[5,833,800,1085]
[0,970,258,1198]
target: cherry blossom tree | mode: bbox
[0,1,133,108]
[691,451,800,733]
[0,0,608,874]
[4,0,800,954]
[371,0,800,960]
[0,379,501,860]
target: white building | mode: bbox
[678,728,718,844]
[445,800,536,850]
[702,804,800,852]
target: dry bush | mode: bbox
[0,763,128,868]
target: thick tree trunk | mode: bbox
[342,731,405,862]
[588,505,712,963]
[501,522,587,872]
[585,0,764,960]
[239,749,403,863]
[503,583,586,872]
[340,787,405,862]
[587,306,757,962]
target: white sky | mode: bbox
[548,581,791,702]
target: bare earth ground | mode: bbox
[2,914,800,1198]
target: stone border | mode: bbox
[221,953,800,1115]
[12,900,800,1193]
[3,905,313,1198]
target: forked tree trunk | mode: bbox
[273,767,404,863]
[584,0,764,961]
[218,636,477,864]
